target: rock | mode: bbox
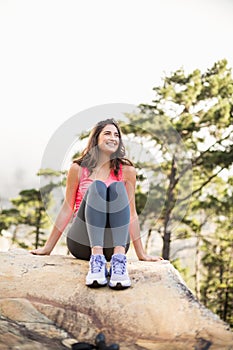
[0,249,232,350]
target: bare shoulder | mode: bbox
[67,163,81,184]
[122,164,136,181]
[69,162,81,173]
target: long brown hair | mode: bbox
[73,118,133,176]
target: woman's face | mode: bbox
[97,124,120,155]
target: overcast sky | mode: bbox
[0,0,233,204]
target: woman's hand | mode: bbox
[30,247,51,255]
[139,253,164,262]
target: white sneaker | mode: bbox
[86,254,108,288]
[109,254,131,290]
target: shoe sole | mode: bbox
[86,279,108,288]
[109,281,131,290]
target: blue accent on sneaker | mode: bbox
[86,254,108,288]
[109,253,131,290]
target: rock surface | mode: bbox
[0,249,232,350]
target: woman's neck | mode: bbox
[96,152,111,169]
[90,152,111,180]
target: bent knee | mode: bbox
[88,180,107,198]
[108,181,126,198]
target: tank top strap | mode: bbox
[117,163,123,181]
[80,166,89,180]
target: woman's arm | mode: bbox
[123,165,163,261]
[31,163,81,255]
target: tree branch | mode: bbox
[178,167,224,203]
[175,128,233,184]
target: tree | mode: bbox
[0,208,20,242]
[11,188,51,249]
[199,177,233,328]
[121,59,233,260]
[0,167,66,249]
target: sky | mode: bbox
[0,0,233,205]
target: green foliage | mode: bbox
[0,178,59,249]
[177,173,233,327]
[135,184,147,217]
[192,177,233,328]
[37,168,65,177]
[120,60,233,327]
[171,258,190,284]
[38,168,67,188]
[201,228,233,328]
[0,208,20,233]
[122,59,233,261]
[10,188,51,249]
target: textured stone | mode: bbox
[0,249,232,350]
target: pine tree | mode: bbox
[199,177,233,328]
[121,59,233,260]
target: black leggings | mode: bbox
[67,180,130,261]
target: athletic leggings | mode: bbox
[67,180,130,261]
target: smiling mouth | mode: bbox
[106,142,117,146]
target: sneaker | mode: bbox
[86,254,108,288]
[109,254,131,290]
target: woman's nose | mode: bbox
[109,134,118,141]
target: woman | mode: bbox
[31,118,163,289]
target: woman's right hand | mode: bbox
[30,247,51,255]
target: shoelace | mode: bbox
[112,256,126,275]
[91,256,105,273]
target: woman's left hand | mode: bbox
[139,254,165,262]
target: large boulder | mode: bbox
[0,249,232,350]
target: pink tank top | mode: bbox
[74,164,124,215]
